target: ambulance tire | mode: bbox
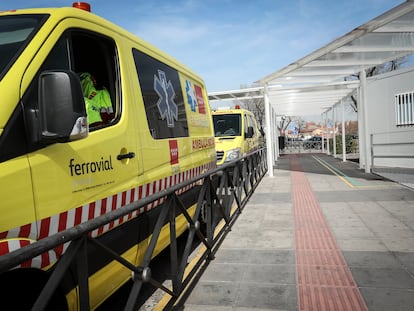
[0,268,68,311]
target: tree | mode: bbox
[347,56,410,112]
[245,97,265,134]
[278,116,292,136]
[290,116,306,138]
[238,87,307,139]
[239,84,266,136]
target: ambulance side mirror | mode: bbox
[245,126,254,138]
[38,70,88,143]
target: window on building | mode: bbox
[395,91,414,126]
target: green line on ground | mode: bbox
[313,156,363,187]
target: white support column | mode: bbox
[360,70,371,173]
[273,109,279,161]
[341,99,346,162]
[321,113,325,153]
[357,87,364,169]
[326,111,330,155]
[332,106,336,157]
[264,83,274,177]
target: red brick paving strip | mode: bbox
[290,155,368,311]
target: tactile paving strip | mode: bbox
[290,155,368,311]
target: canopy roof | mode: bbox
[208,0,414,117]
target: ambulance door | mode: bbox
[252,115,260,150]
[21,22,140,240]
[243,113,250,153]
[243,114,252,153]
[247,114,258,151]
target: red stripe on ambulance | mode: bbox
[0,162,215,269]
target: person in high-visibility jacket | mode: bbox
[79,72,114,125]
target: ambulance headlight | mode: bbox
[224,148,241,162]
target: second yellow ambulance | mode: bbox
[212,106,261,165]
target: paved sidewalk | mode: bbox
[183,153,414,311]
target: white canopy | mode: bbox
[209,0,414,117]
[208,1,414,176]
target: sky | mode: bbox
[0,0,406,93]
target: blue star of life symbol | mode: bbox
[154,70,177,127]
[186,80,197,112]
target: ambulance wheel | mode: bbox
[0,268,68,310]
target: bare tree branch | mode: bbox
[344,55,409,113]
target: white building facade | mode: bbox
[361,66,414,170]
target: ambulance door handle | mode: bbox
[117,152,135,160]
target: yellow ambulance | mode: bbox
[212,106,261,165]
[0,2,216,309]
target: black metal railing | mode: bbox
[0,148,267,311]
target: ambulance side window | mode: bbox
[22,36,71,119]
[20,30,118,151]
[248,115,256,135]
[71,31,118,128]
[132,48,189,139]
[23,30,118,126]
[0,30,119,162]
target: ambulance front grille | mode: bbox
[216,151,224,162]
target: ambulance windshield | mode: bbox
[0,14,47,80]
[213,114,241,137]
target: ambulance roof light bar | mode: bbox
[72,2,91,12]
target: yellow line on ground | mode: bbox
[312,156,355,188]
[153,204,238,310]
[312,156,403,189]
